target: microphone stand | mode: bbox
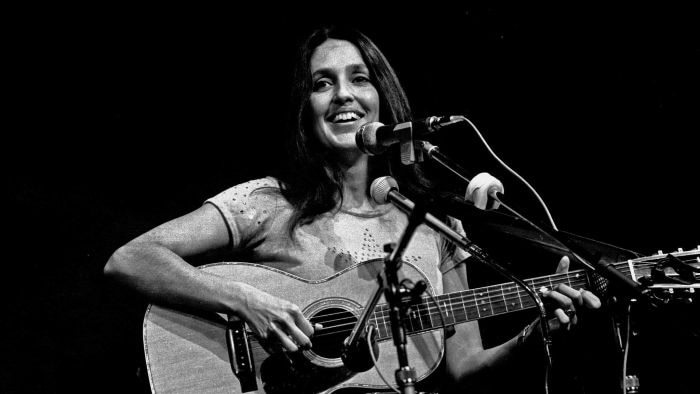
[382,201,429,394]
[341,202,428,394]
[418,140,659,308]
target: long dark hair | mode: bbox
[278,25,435,234]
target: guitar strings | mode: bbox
[307,258,680,328]
[321,258,673,337]
[251,261,665,340]
[244,259,687,350]
[308,257,677,326]
[270,277,593,339]
[283,273,595,331]
[302,272,591,325]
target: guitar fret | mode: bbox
[502,285,511,312]
[444,294,454,322]
[476,289,492,317]
[499,284,508,313]
[380,308,390,338]
[444,296,456,325]
[428,295,451,327]
[373,307,388,339]
[502,284,521,312]
[516,284,524,310]
[419,302,432,330]
[414,307,423,330]
[468,291,480,320]
[488,285,507,315]
[452,292,467,323]
[406,308,416,332]
[522,279,538,308]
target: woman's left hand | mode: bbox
[542,256,601,331]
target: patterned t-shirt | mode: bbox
[205,177,470,294]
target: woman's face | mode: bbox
[308,39,380,154]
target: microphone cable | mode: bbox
[448,115,560,231]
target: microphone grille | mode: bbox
[370,176,398,204]
[355,122,384,155]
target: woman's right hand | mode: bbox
[235,283,316,353]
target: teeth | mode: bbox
[333,112,360,122]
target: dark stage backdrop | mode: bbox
[7,4,698,394]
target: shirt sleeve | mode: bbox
[204,177,282,251]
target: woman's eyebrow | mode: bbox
[312,63,368,78]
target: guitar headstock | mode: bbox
[635,245,699,305]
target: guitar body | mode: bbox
[144,260,444,393]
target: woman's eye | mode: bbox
[354,75,371,84]
[313,79,331,91]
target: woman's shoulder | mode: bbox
[207,176,285,205]
[233,176,282,195]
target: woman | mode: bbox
[105,25,600,393]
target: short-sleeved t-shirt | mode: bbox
[206,177,469,294]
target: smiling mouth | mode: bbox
[330,112,363,123]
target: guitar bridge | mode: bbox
[226,315,257,392]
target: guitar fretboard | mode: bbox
[367,250,699,340]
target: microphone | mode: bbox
[370,176,468,243]
[355,116,461,155]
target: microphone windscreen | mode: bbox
[370,176,398,204]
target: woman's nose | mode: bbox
[332,80,354,103]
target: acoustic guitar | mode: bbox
[143,248,698,393]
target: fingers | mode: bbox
[553,255,601,309]
[543,288,577,326]
[277,305,314,352]
[552,308,575,326]
[580,288,602,309]
[541,256,604,333]
[555,284,581,304]
[555,256,570,274]
[555,284,601,309]
[244,290,315,353]
[293,308,315,338]
[270,322,302,352]
[542,283,603,332]
[281,323,311,351]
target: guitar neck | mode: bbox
[368,249,699,340]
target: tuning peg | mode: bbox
[657,250,664,255]
[677,247,684,252]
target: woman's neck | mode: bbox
[338,154,374,210]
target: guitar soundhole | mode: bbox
[309,307,357,359]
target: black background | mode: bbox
[6,3,698,393]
